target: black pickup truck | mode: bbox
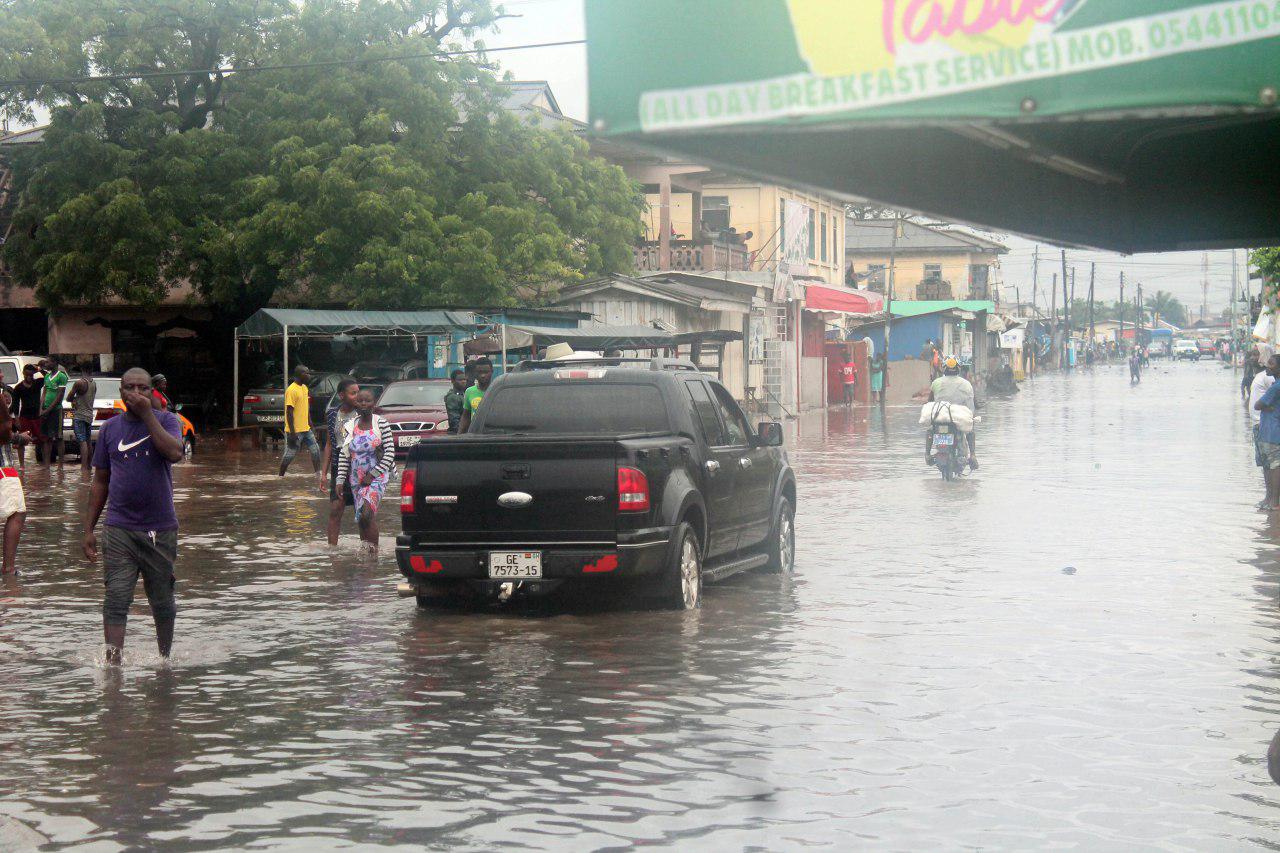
[395,358,796,610]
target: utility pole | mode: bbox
[1201,252,1210,323]
[1060,249,1070,370]
[1119,271,1126,352]
[884,213,900,398]
[1029,245,1039,378]
[1087,262,1096,356]
[1137,283,1144,351]
[1068,267,1077,369]
[1049,273,1058,369]
[1231,249,1239,369]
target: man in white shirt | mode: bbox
[1249,367,1276,507]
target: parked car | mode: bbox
[1196,340,1215,358]
[348,359,432,383]
[1173,340,1200,361]
[396,358,796,611]
[60,376,197,458]
[241,371,346,436]
[375,379,454,457]
[0,354,45,389]
[323,383,384,416]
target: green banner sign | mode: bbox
[588,0,1280,135]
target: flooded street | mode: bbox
[2,361,1278,849]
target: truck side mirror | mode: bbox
[757,422,783,447]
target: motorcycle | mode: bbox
[929,423,966,481]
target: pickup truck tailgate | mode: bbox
[405,438,618,542]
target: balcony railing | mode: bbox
[633,240,750,273]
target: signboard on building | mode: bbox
[781,199,811,276]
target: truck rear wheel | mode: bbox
[764,498,795,574]
[659,523,701,610]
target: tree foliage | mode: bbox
[0,0,643,313]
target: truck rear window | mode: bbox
[481,384,669,435]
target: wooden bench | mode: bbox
[219,425,264,452]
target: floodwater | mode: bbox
[1,361,1278,849]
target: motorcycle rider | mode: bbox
[926,356,978,469]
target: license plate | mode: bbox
[396,435,421,448]
[258,415,284,423]
[933,434,955,448]
[488,551,542,579]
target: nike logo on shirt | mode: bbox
[118,436,151,452]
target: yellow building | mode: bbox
[641,181,846,285]
[845,218,1008,302]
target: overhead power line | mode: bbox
[0,38,586,89]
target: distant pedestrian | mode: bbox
[0,391,27,574]
[1249,364,1276,508]
[37,358,68,469]
[1129,349,1142,384]
[67,364,97,474]
[870,352,886,404]
[444,369,467,434]
[279,365,320,477]
[320,377,360,546]
[458,357,493,434]
[11,365,42,467]
[840,354,858,406]
[150,374,171,411]
[82,368,185,664]
[334,388,394,551]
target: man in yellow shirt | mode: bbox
[279,365,321,477]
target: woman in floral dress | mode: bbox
[334,389,395,549]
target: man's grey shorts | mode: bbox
[1259,440,1280,471]
[102,526,178,626]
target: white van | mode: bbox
[0,355,46,388]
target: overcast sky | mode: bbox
[5,0,1254,316]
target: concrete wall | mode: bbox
[885,359,932,404]
[800,356,826,411]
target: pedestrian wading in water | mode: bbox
[334,388,395,551]
[82,368,185,665]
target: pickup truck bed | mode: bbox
[395,361,796,610]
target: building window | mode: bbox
[702,196,730,235]
[923,263,943,281]
[866,264,886,293]
[970,263,990,298]
[833,219,840,265]
[807,208,816,260]
[820,212,828,261]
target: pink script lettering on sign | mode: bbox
[881,0,1068,55]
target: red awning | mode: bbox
[804,285,883,315]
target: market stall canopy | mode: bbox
[236,308,475,339]
[586,0,1280,253]
[804,284,885,314]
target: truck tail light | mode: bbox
[243,395,262,404]
[400,469,416,513]
[617,467,650,512]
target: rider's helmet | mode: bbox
[942,356,960,375]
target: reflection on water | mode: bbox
[1,361,1278,847]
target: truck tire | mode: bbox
[659,523,702,610]
[764,497,795,574]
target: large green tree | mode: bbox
[1144,290,1188,327]
[0,0,643,314]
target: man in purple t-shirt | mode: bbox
[82,367,184,664]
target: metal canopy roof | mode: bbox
[499,323,678,350]
[586,0,1280,253]
[236,308,476,339]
